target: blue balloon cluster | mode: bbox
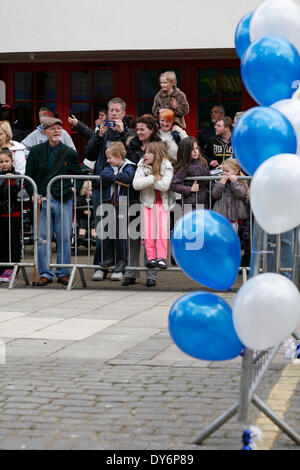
[235,10,300,106]
[232,107,297,175]
[168,5,300,365]
[233,11,300,176]
[169,292,244,361]
[168,209,243,362]
[242,35,300,107]
[234,11,254,60]
[171,209,241,290]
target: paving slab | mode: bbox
[0,280,298,451]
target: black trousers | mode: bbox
[0,217,21,273]
[102,205,127,263]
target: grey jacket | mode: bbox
[212,180,248,221]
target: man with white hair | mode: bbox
[25,117,83,287]
[198,104,225,151]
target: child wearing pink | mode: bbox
[133,141,175,269]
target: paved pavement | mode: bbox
[0,270,299,451]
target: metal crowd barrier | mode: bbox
[4,173,296,296]
[46,174,183,290]
[0,175,38,289]
[186,174,253,284]
[44,174,253,290]
[192,220,300,447]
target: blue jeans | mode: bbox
[38,197,73,280]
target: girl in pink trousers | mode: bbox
[133,141,175,270]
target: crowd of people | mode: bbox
[0,70,250,286]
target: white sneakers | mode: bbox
[110,272,124,281]
[91,269,124,281]
[92,270,105,281]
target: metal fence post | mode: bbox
[0,175,38,289]
[192,218,300,446]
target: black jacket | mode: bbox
[198,123,215,152]
[83,121,134,188]
[25,141,83,201]
[73,120,94,142]
[126,135,146,165]
[0,168,22,216]
[204,136,233,166]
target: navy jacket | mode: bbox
[99,159,136,204]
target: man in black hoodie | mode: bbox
[204,116,234,168]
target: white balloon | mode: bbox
[272,98,300,155]
[250,0,300,55]
[250,153,300,234]
[233,273,300,350]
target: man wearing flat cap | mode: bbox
[25,118,84,286]
[21,108,76,154]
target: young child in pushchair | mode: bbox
[76,180,97,247]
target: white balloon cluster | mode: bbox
[249,0,300,234]
[250,0,300,55]
[250,153,300,235]
[272,96,300,156]
[233,0,300,351]
[233,274,300,350]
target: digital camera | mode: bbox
[104,120,117,128]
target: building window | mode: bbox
[70,69,114,127]
[14,71,56,130]
[197,67,242,141]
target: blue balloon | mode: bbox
[171,209,241,290]
[232,106,297,175]
[241,35,300,106]
[169,291,244,361]
[235,11,254,60]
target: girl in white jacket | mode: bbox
[133,141,175,269]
